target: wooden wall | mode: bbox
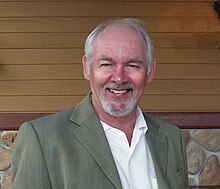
[0,0,220,114]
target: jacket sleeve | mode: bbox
[11,122,52,189]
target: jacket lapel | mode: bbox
[69,95,122,189]
[144,114,169,189]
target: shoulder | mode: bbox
[144,113,182,139]
[16,106,80,151]
[18,106,76,135]
[32,107,74,125]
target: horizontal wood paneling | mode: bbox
[0,33,86,49]
[0,49,83,64]
[0,80,219,95]
[139,95,220,112]
[0,49,219,64]
[0,32,219,48]
[0,95,219,112]
[0,0,219,115]
[0,2,214,17]
[155,64,220,79]
[0,65,83,80]
[147,80,220,95]
[0,80,90,96]
[1,17,219,33]
[0,64,219,80]
[0,96,83,112]
[155,49,220,64]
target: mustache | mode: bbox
[103,83,135,90]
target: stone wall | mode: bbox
[183,129,220,186]
[0,129,219,189]
[0,131,16,189]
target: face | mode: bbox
[83,25,155,118]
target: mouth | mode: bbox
[108,88,131,94]
[105,83,134,96]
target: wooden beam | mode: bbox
[0,112,219,130]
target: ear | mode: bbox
[146,60,156,83]
[82,55,90,80]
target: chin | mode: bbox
[102,102,136,117]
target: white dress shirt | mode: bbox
[101,108,159,189]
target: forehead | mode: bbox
[93,25,146,57]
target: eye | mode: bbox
[100,63,112,67]
[98,56,114,68]
[127,58,144,69]
[127,63,140,69]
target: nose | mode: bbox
[111,66,127,84]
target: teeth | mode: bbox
[110,89,127,94]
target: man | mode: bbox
[11,18,188,189]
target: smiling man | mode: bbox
[11,18,188,189]
[82,24,154,144]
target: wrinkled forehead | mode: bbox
[92,25,147,63]
[93,25,147,56]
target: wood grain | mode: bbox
[0,0,219,114]
[0,33,219,48]
[1,17,219,32]
[0,2,214,17]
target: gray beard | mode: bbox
[100,94,136,117]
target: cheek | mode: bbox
[91,70,110,86]
[131,74,147,87]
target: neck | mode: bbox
[97,107,137,145]
[89,93,138,144]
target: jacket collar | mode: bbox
[69,94,122,189]
[144,113,169,189]
[69,95,169,189]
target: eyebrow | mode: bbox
[127,58,144,64]
[98,55,144,64]
[98,55,113,62]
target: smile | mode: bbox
[109,89,128,94]
[104,83,134,96]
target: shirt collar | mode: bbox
[101,107,148,133]
[136,107,148,133]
